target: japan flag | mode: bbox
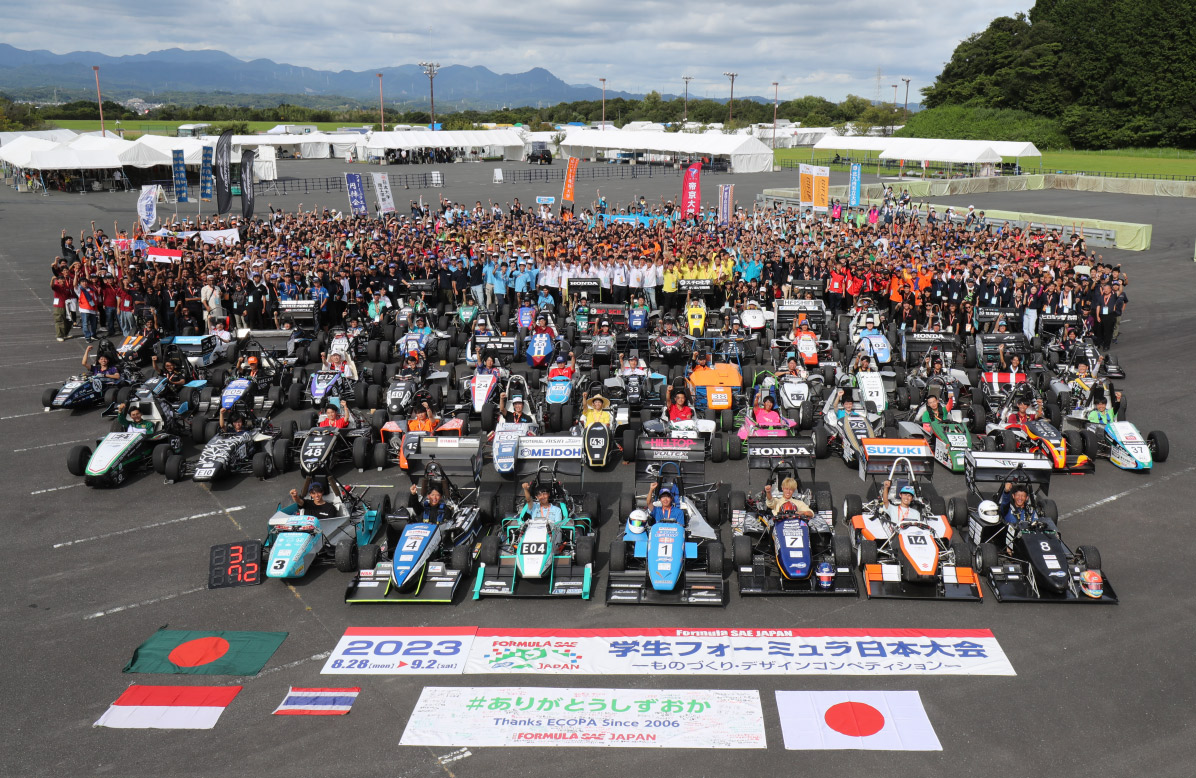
[775,691,942,751]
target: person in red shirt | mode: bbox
[1006,396,1043,427]
[318,404,350,429]
[667,389,694,422]
[99,276,119,337]
[828,265,846,313]
[51,267,75,341]
[547,352,576,380]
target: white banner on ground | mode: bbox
[399,687,766,748]
[321,627,476,674]
[371,172,396,214]
[775,690,942,750]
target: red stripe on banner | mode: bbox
[113,685,242,708]
[288,687,361,694]
[474,628,997,639]
[343,627,478,636]
[146,248,183,258]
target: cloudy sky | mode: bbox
[4,0,1030,101]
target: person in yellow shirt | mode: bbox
[662,262,681,313]
[579,392,612,428]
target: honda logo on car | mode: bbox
[748,445,811,457]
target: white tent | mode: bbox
[0,129,78,146]
[254,144,278,181]
[814,135,1040,162]
[878,140,1002,165]
[121,135,207,167]
[557,129,775,174]
[24,144,123,171]
[362,129,525,160]
[0,135,59,167]
[67,134,135,156]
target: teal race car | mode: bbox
[473,464,599,599]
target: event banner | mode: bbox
[561,156,579,203]
[150,227,240,245]
[597,213,673,228]
[240,149,256,220]
[799,163,814,208]
[399,687,766,749]
[812,165,830,212]
[681,162,702,217]
[848,163,862,207]
[200,146,214,202]
[718,184,734,225]
[323,628,1015,676]
[214,130,233,214]
[371,172,396,214]
[345,173,368,216]
[137,185,158,232]
[171,149,189,203]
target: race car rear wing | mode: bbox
[975,306,1020,325]
[277,300,316,324]
[773,299,829,333]
[678,279,716,296]
[745,436,816,472]
[900,332,960,362]
[584,303,629,327]
[858,438,935,481]
[406,279,437,294]
[1037,312,1077,334]
[964,451,1053,494]
[473,334,518,358]
[634,438,706,481]
[402,436,483,483]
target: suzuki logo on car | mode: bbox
[863,444,928,456]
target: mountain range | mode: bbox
[0,44,778,109]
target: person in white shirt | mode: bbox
[628,262,645,302]
[596,260,612,302]
[612,259,629,304]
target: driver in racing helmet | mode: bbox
[661,317,679,335]
[547,352,576,380]
[762,477,814,523]
[645,482,684,524]
[626,509,650,536]
[522,481,564,531]
[998,481,1038,524]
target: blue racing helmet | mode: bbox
[815,561,836,589]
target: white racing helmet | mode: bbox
[978,500,1000,525]
[628,510,649,534]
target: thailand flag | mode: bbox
[273,687,360,716]
[775,691,942,750]
[94,685,241,729]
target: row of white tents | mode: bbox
[810,135,1041,166]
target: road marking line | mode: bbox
[0,355,81,368]
[82,587,206,620]
[53,505,246,548]
[5,410,68,420]
[15,438,90,452]
[31,483,82,495]
[247,651,331,681]
[0,381,60,392]
[438,749,473,765]
[1059,464,1196,519]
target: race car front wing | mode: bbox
[344,560,466,604]
[861,563,983,601]
[736,558,859,596]
[605,569,728,606]
[471,558,594,599]
[983,562,1118,603]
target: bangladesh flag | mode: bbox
[123,629,287,676]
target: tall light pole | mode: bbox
[599,77,606,130]
[376,73,385,132]
[901,77,911,123]
[682,75,693,123]
[771,81,779,149]
[723,72,737,123]
[418,61,439,129]
[92,66,106,137]
[891,84,898,135]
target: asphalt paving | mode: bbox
[3,164,1195,778]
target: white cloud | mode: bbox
[2,0,1031,101]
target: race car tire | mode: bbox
[822,364,836,384]
[267,385,282,406]
[334,539,358,572]
[43,387,60,408]
[622,428,637,462]
[1117,395,1128,420]
[252,452,274,479]
[306,411,319,430]
[366,341,379,362]
[971,409,987,433]
[370,442,388,470]
[837,330,848,351]
[893,364,906,385]
[575,536,596,567]
[1064,430,1082,455]
[813,427,829,459]
[370,410,387,434]
[447,346,459,364]
[908,384,921,408]
[500,492,518,520]
[272,439,290,473]
[982,434,998,452]
[191,415,207,444]
[181,326,196,336]
[967,366,981,387]
[293,367,309,386]
[965,345,977,369]
[950,537,970,567]
[368,385,383,410]
[437,314,449,330]
[706,542,724,576]
[449,543,471,572]
[1001,429,1017,452]
[152,443,172,475]
[731,490,746,512]
[708,492,723,525]
[481,402,498,432]
[833,533,852,567]
[379,341,393,364]
[211,368,228,389]
[895,386,910,411]
[815,489,834,514]
[446,388,459,407]
[718,407,733,431]
[164,454,186,483]
[354,382,370,409]
[976,542,999,572]
[947,497,968,528]
[67,445,91,477]
[928,496,947,519]
[1081,429,1099,458]
[598,364,611,381]
[479,535,500,566]
[1041,498,1059,521]
[1048,402,1062,428]
[728,438,744,460]
[102,386,118,406]
[858,539,878,567]
[1148,430,1169,462]
[277,419,296,442]
[795,401,812,430]
[711,433,728,463]
[385,519,407,552]
[582,493,600,521]
[546,403,560,432]
[843,495,863,524]
[351,437,370,471]
[437,339,448,362]
[115,385,133,406]
[358,544,381,571]
[1077,545,1102,570]
[202,420,218,442]
[287,383,304,411]
[382,324,397,342]
[371,363,387,385]
[733,535,753,567]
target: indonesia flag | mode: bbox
[775,691,942,750]
[273,687,360,716]
[146,247,183,264]
[94,685,241,729]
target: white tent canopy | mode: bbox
[877,139,1002,165]
[814,135,1040,161]
[0,129,78,146]
[362,129,525,159]
[557,129,775,173]
[121,135,207,167]
[254,144,277,181]
[25,144,123,171]
[0,135,59,167]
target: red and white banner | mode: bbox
[145,247,184,264]
[775,690,941,750]
[561,157,579,203]
[93,685,241,729]
[680,162,702,217]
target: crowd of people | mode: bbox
[47,187,1130,351]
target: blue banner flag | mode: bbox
[848,163,862,208]
[172,149,189,203]
[200,146,213,201]
[345,173,368,216]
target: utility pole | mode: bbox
[901,77,911,123]
[599,78,606,130]
[891,84,898,135]
[723,72,737,123]
[92,66,105,137]
[771,81,779,149]
[682,75,693,123]
[376,73,385,131]
[418,62,439,129]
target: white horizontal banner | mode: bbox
[321,627,475,674]
[399,687,766,748]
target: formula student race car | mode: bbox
[961,451,1115,603]
[66,388,188,487]
[345,459,494,604]
[843,441,982,600]
[282,400,386,475]
[157,333,230,369]
[43,339,144,412]
[897,396,981,473]
[985,384,1093,473]
[1080,420,1168,471]
[731,439,858,596]
[287,369,381,412]
[814,380,889,465]
[262,476,391,579]
[163,416,297,484]
[473,463,600,599]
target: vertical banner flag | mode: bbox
[171,149,189,203]
[681,162,702,217]
[717,184,734,225]
[813,165,830,212]
[775,691,942,751]
[137,185,158,232]
[240,149,256,220]
[94,685,242,730]
[848,163,862,207]
[345,173,368,216]
[799,163,814,208]
[371,172,396,214]
[214,130,233,214]
[123,628,287,675]
[200,146,214,201]
[561,156,579,203]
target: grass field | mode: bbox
[775,146,1196,178]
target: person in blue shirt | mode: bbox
[310,277,329,328]
[535,286,555,310]
[644,482,685,525]
[409,314,434,339]
[522,481,563,531]
[277,274,298,301]
[736,256,763,283]
[859,317,882,337]
[490,262,510,304]
[514,263,537,296]
[998,482,1037,524]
